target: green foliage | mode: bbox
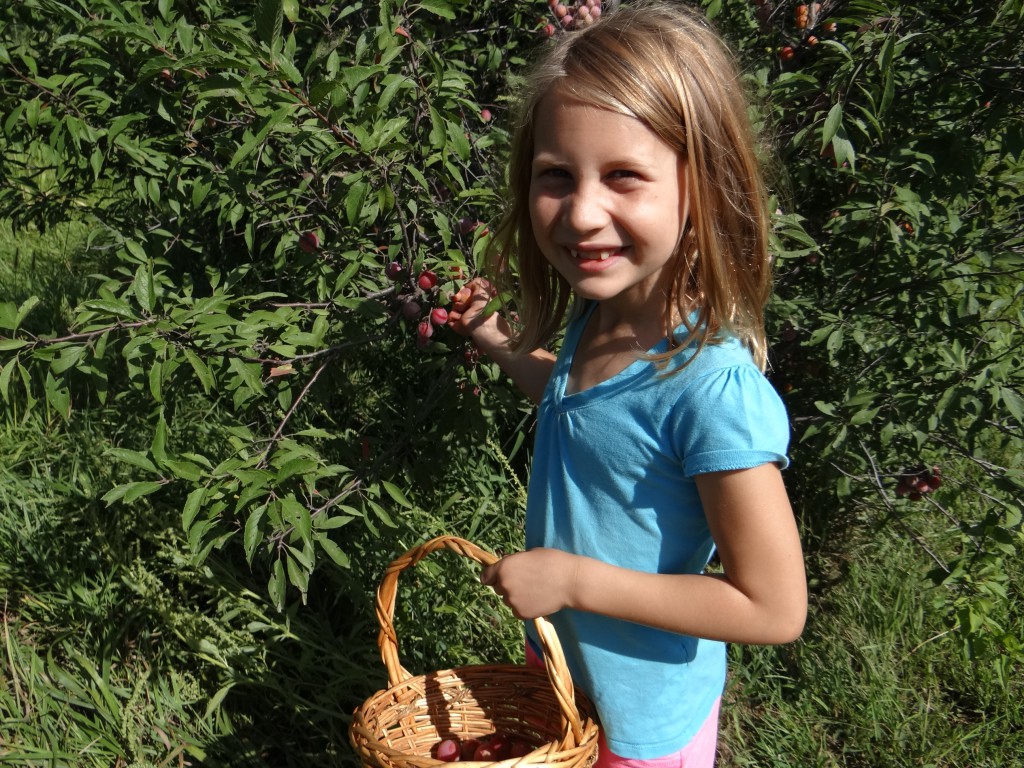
[1,0,539,762]
[722,531,1023,767]
[708,0,1024,676]
[0,339,526,764]
[0,0,538,607]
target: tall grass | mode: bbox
[720,523,1023,767]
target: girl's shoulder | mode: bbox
[661,327,758,378]
[657,332,787,426]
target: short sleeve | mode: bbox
[672,364,790,477]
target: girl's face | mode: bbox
[529,87,688,323]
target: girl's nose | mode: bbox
[563,181,609,233]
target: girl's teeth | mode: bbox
[572,249,615,260]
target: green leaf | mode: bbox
[0,303,17,331]
[417,0,456,19]
[183,349,215,393]
[287,543,313,571]
[44,372,71,420]
[880,68,895,115]
[124,239,148,262]
[188,518,216,558]
[285,550,310,603]
[105,447,158,474]
[309,77,342,105]
[345,180,369,225]
[378,74,413,111]
[256,0,283,46]
[182,487,207,531]
[367,499,398,528]
[228,357,265,396]
[822,103,843,149]
[280,495,312,541]
[162,459,204,482]
[446,117,471,161]
[317,535,351,568]
[15,296,40,329]
[244,505,266,564]
[428,106,446,150]
[102,480,163,505]
[382,480,412,509]
[149,356,164,403]
[133,263,155,313]
[0,359,17,402]
[151,416,168,465]
[341,65,385,91]
[1001,387,1024,425]
[0,339,29,351]
[831,128,857,170]
[122,480,164,502]
[82,300,136,320]
[849,407,880,426]
[334,259,362,294]
[203,683,236,722]
[269,558,286,611]
[229,103,298,167]
[877,33,895,72]
[51,344,86,374]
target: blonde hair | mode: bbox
[487,0,774,371]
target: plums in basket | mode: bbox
[459,739,482,761]
[435,738,461,762]
[433,732,531,762]
[472,743,498,761]
[509,740,533,758]
[488,734,512,760]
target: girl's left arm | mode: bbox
[480,462,807,645]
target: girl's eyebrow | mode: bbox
[531,152,659,170]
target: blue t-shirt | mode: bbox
[524,304,790,759]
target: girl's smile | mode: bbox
[570,246,626,271]
[529,87,689,320]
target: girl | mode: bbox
[448,3,807,766]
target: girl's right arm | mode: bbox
[447,278,556,404]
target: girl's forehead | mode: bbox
[530,94,682,165]
[536,85,630,124]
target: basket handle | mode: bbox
[375,535,587,744]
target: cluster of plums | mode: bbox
[749,1,838,62]
[433,733,534,762]
[543,0,602,35]
[894,466,943,501]
[381,263,447,348]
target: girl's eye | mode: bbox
[608,169,640,180]
[538,167,571,179]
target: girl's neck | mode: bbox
[588,297,681,345]
[565,302,666,395]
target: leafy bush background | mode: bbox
[1,0,1021,765]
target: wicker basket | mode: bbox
[350,535,600,768]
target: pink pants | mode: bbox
[526,643,720,768]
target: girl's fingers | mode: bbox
[479,563,496,586]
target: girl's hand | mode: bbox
[480,548,579,620]
[447,277,499,339]
[446,276,557,404]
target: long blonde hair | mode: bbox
[487,0,774,371]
